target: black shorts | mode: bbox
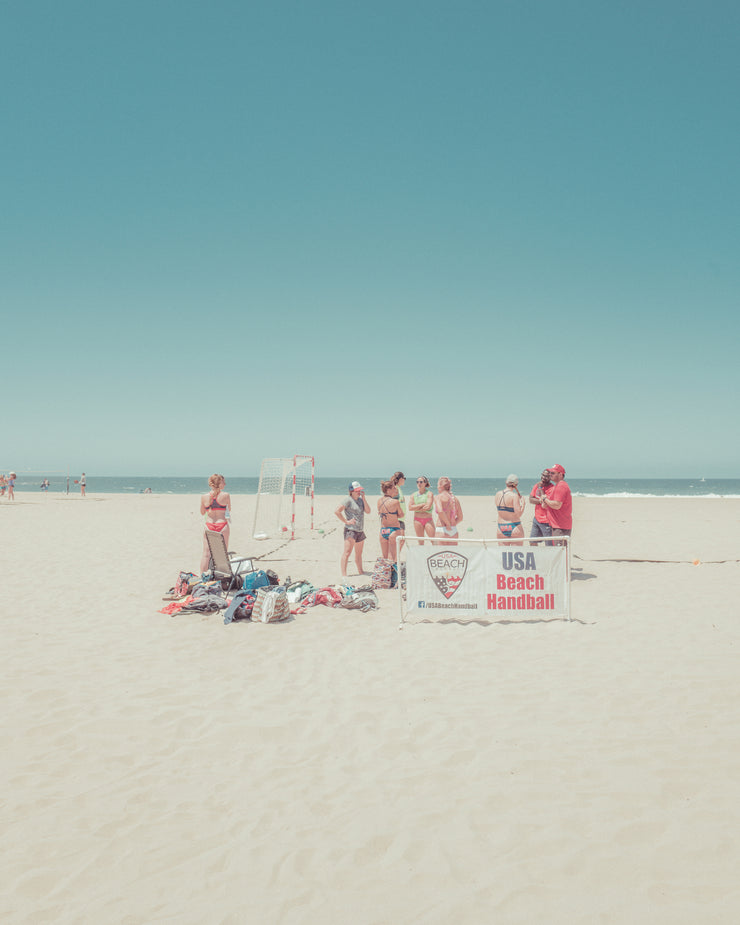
[344,528,366,543]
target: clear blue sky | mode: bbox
[3,1,738,478]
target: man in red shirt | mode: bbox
[529,468,555,542]
[541,463,572,541]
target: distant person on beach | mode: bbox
[529,468,554,542]
[409,476,435,543]
[80,473,86,497]
[0,475,5,497]
[200,473,231,573]
[434,476,461,546]
[377,480,404,562]
[7,472,16,501]
[390,471,407,535]
[494,474,526,542]
[335,481,371,577]
[41,478,50,493]
[541,464,572,541]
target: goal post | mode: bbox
[252,455,315,540]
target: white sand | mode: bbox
[2,492,740,924]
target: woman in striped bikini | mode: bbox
[377,480,404,562]
[200,473,231,573]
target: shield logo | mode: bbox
[427,551,468,599]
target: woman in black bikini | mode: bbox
[377,480,404,562]
[200,473,231,573]
[494,474,526,544]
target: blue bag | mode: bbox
[242,569,270,592]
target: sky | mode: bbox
[2,0,738,478]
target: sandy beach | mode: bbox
[2,492,740,924]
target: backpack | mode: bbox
[251,586,291,623]
[223,591,257,625]
[371,557,395,590]
[242,569,271,592]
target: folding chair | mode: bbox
[204,531,256,590]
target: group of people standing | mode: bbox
[198,468,572,581]
[335,472,464,577]
[0,473,87,499]
[0,472,16,500]
[336,465,573,576]
[494,465,572,543]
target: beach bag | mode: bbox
[266,569,280,586]
[371,557,394,590]
[251,586,291,623]
[242,569,270,592]
[175,571,197,597]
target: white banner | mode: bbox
[402,539,570,622]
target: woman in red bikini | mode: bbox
[200,473,231,573]
[409,476,435,543]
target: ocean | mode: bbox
[9,475,740,498]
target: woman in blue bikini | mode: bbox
[377,480,404,562]
[494,474,526,544]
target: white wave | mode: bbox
[573,492,740,499]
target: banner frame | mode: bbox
[398,535,571,625]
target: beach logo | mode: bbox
[427,551,468,599]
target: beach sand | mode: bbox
[2,492,740,924]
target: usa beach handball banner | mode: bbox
[403,540,570,622]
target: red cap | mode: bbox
[549,464,565,475]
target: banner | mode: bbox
[402,539,570,622]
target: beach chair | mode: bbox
[204,531,256,590]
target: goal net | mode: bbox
[252,456,315,540]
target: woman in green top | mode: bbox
[408,476,435,542]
